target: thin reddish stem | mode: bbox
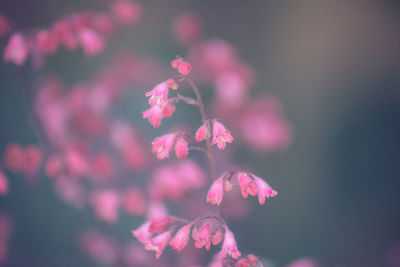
[187,78,217,181]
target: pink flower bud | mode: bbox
[171,57,183,69]
[207,176,224,206]
[237,172,257,199]
[169,223,192,251]
[36,30,59,54]
[253,175,277,205]
[145,230,173,258]
[211,121,234,150]
[175,138,188,159]
[194,221,211,250]
[4,33,29,65]
[220,226,241,259]
[178,62,191,75]
[236,258,250,267]
[162,101,176,118]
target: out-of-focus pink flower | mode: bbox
[79,231,119,265]
[91,14,114,36]
[171,12,203,46]
[253,175,277,205]
[78,28,105,56]
[207,176,224,206]
[211,121,233,150]
[286,258,318,267]
[45,155,63,177]
[36,30,59,54]
[237,172,257,199]
[215,71,247,109]
[4,143,24,172]
[238,96,292,152]
[150,160,206,200]
[0,172,9,195]
[194,221,212,250]
[147,200,168,219]
[22,145,42,174]
[145,82,169,107]
[92,153,113,177]
[132,221,152,244]
[4,33,29,65]
[145,230,173,259]
[220,226,241,259]
[195,122,210,142]
[170,223,192,251]
[65,147,89,176]
[112,0,142,24]
[90,190,120,223]
[143,105,164,128]
[122,188,146,215]
[0,14,10,36]
[247,254,259,267]
[175,137,188,159]
[53,175,85,208]
[53,21,78,50]
[152,134,175,159]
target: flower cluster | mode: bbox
[207,171,277,206]
[3,0,141,66]
[132,216,246,262]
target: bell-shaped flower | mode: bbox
[211,121,233,150]
[237,172,257,199]
[145,230,173,259]
[253,175,277,205]
[169,223,192,251]
[219,226,241,259]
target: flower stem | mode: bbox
[187,78,221,217]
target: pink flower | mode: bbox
[36,30,59,54]
[4,33,29,65]
[253,175,277,205]
[131,221,152,244]
[171,57,183,69]
[145,230,173,259]
[195,122,209,142]
[171,12,203,46]
[121,189,146,215]
[175,137,188,159]
[143,105,163,128]
[112,0,142,24]
[0,14,10,36]
[194,221,211,250]
[178,62,191,75]
[90,190,120,224]
[220,226,241,259]
[169,223,192,251]
[162,101,176,118]
[149,217,171,234]
[236,258,250,267]
[212,228,224,245]
[0,172,9,195]
[211,121,234,150]
[145,82,169,107]
[152,134,175,159]
[247,254,259,267]
[207,176,224,206]
[78,28,105,56]
[237,172,257,199]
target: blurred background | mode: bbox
[1,0,400,266]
